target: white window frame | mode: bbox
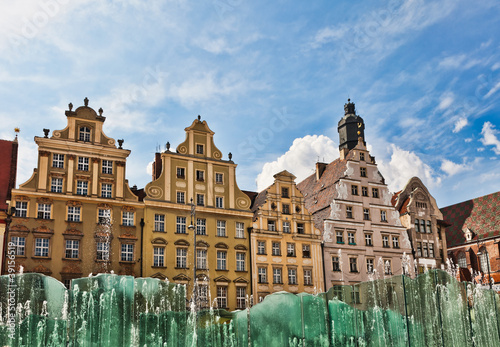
[121,244,134,262]
[215,196,224,208]
[122,211,134,226]
[273,268,282,284]
[51,177,63,193]
[258,267,267,283]
[79,126,91,142]
[287,243,295,257]
[272,242,281,256]
[52,153,64,168]
[283,221,290,233]
[11,236,25,256]
[196,218,206,235]
[215,173,223,184]
[98,209,111,224]
[176,248,187,268]
[268,220,276,231]
[34,238,49,257]
[236,287,246,309]
[288,268,297,285]
[236,252,245,271]
[217,250,227,270]
[78,157,89,171]
[101,183,112,198]
[65,240,79,259]
[97,242,110,260]
[67,206,81,222]
[102,160,113,174]
[153,247,165,267]
[76,180,88,196]
[176,191,185,204]
[15,201,28,217]
[37,203,51,219]
[217,286,227,308]
[304,269,312,285]
[216,220,226,237]
[176,216,186,234]
[154,214,165,232]
[196,193,204,206]
[257,241,266,255]
[197,249,207,269]
[236,222,245,238]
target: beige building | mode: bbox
[142,116,253,311]
[249,170,324,302]
[7,99,143,286]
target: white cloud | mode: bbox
[477,147,485,152]
[13,136,39,187]
[484,81,500,99]
[453,117,468,133]
[440,159,471,176]
[255,135,339,191]
[465,138,472,143]
[480,121,500,154]
[438,94,454,110]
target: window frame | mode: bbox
[154,214,165,232]
[102,160,113,175]
[76,180,88,196]
[217,250,227,270]
[15,201,28,217]
[52,153,64,168]
[77,157,89,171]
[121,244,134,262]
[67,206,81,222]
[153,247,165,267]
[65,240,80,259]
[216,220,226,237]
[51,177,63,193]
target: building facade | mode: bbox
[142,116,253,311]
[298,100,412,289]
[249,170,324,302]
[392,177,448,274]
[6,99,143,286]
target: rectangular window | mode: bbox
[384,260,392,275]
[392,236,399,249]
[287,243,296,257]
[415,219,420,232]
[336,231,344,244]
[352,287,361,304]
[78,157,89,171]
[382,235,390,248]
[176,217,186,234]
[197,218,206,235]
[236,287,246,309]
[332,257,340,271]
[360,167,367,177]
[176,248,187,268]
[283,221,290,233]
[153,247,165,267]
[67,206,81,222]
[363,208,370,220]
[272,242,281,256]
[297,223,305,234]
[281,187,289,198]
[196,170,204,181]
[76,181,88,196]
[51,178,63,193]
[217,286,227,308]
[196,194,204,206]
[52,153,64,168]
[381,210,387,222]
[417,242,422,257]
[365,233,373,246]
[196,144,204,155]
[302,244,310,258]
[366,258,374,273]
[79,127,90,142]
[11,236,25,256]
[423,243,428,257]
[372,188,379,198]
[346,206,353,219]
[217,220,226,237]
[268,220,276,231]
[348,232,355,245]
[349,258,358,272]
[236,222,245,238]
[360,152,365,161]
[102,160,113,174]
[96,242,110,260]
[121,244,134,262]
[122,211,134,226]
[304,269,312,285]
[197,249,207,269]
[288,268,297,285]
[420,220,426,233]
[215,173,223,184]
[236,253,245,271]
[361,186,368,196]
[101,184,112,198]
[37,204,51,219]
[429,243,435,258]
[282,204,290,214]
[15,201,28,217]
[176,191,185,204]
[176,167,185,179]
[65,240,79,259]
[273,268,282,283]
[258,267,267,283]
[351,185,358,195]
[257,241,266,254]
[34,238,49,257]
[215,196,224,208]
[98,209,111,224]
[217,251,227,270]
[154,214,165,232]
[426,220,432,233]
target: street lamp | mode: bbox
[1,205,16,275]
[188,198,197,308]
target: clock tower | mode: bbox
[338,99,365,152]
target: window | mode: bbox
[176,217,186,234]
[423,243,428,257]
[349,258,358,272]
[336,231,344,244]
[382,235,390,248]
[15,201,27,217]
[67,206,81,222]
[102,160,113,174]
[65,240,79,259]
[152,247,164,267]
[287,243,296,257]
[420,220,425,233]
[78,157,89,171]
[122,211,134,226]
[429,243,435,258]
[96,242,110,260]
[217,220,226,237]
[98,209,111,224]
[365,233,373,246]
[346,206,353,219]
[215,196,224,208]
[76,181,88,196]
[236,287,246,309]
[352,287,361,304]
[282,204,290,215]
[366,258,374,273]
[333,285,343,300]
[34,238,49,257]
[52,153,64,168]
[154,214,165,232]
[392,236,399,249]
[257,241,266,254]
[196,194,204,206]
[236,222,245,238]
[380,210,387,222]
[332,257,340,271]
[363,208,370,220]
[217,251,227,270]
[348,232,355,245]
[197,218,206,235]
[302,244,310,258]
[268,220,276,231]
[288,268,297,285]
[283,221,290,233]
[101,184,112,198]
[79,127,91,142]
[351,185,358,195]
[281,187,289,198]
[176,167,185,179]
[417,242,422,257]
[360,167,367,177]
[273,268,282,283]
[215,173,223,184]
[51,178,63,193]
[196,170,204,181]
[176,191,185,204]
[121,244,134,262]
[457,252,467,268]
[10,236,25,256]
[196,144,204,155]
[236,253,245,271]
[217,286,227,308]
[426,220,432,234]
[297,223,305,234]
[304,269,312,285]
[372,188,379,198]
[258,267,267,283]
[384,260,392,275]
[272,242,281,256]
[176,248,187,268]
[197,249,207,269]
[37,204,51,219]
[360,152,365,161]
[362,186,368,196]
[415,219,420,232]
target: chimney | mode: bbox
[316,162,327,181]
[152,152,162,180]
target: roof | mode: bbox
[440,191,500,248]
[0,139,18,211]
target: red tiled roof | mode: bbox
[0,139,18,211]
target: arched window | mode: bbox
[79,127,91,142]
[479,247,490,273]
[457,252,467,268]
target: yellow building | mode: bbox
[142,116,253,311]
[250,170,324,302]
[7,99,143,286]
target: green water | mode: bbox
[0,270,498,346]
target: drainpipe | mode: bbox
[248,227,253,299]
[140,218,144,277]
[321,241,327,291]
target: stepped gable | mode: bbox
[440,191,500,248]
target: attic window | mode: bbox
[79,127,91,142]
[196,144,204,155]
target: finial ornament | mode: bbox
[14,128,20,139]
[166,142,171,151]
[228,152,232,161]
[118,139,124,149]
[98,108,103,116]
[43,129,50,138]
[197,115,201,121]
[84,97,89,107]
[68,103,73,111]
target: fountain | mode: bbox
[0,270,499,346]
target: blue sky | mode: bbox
[1,0,499,208]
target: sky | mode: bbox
[0,0,499,208]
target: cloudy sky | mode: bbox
[1,0,499,207]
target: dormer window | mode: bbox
[79,127,91,142]
[360,152,365,161]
